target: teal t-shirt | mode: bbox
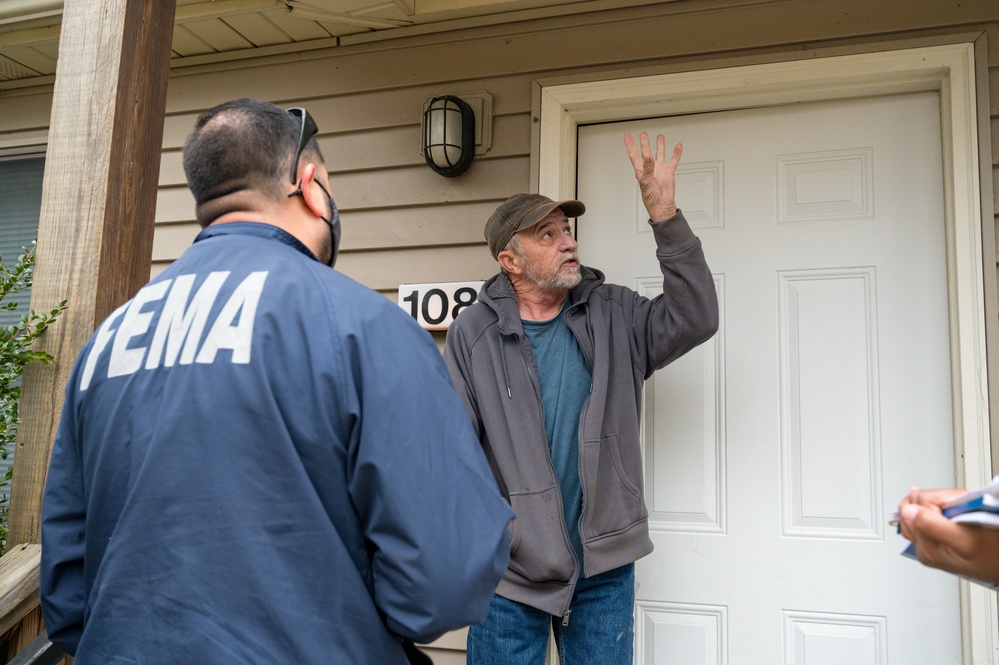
[522,299,591,569]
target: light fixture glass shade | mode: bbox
[423,95,475,177]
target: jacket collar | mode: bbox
[481,266,605,335]
[194,222,321,263]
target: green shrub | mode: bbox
[0,243,67,556]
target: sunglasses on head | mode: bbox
[287,106,319,185]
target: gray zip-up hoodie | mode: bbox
[443,211,718,619]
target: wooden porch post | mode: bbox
[4,0,177,651]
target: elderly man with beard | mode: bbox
[443,132,719,664]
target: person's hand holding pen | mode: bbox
[897,486,999,586]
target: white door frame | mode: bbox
[536,43,997,663]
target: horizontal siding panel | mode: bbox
[157,157,524,223]
[323,112,529,172]
[160,74,532,148]
[337,243,496,291]
[155,186,197,224]
[158,112,529,184]
[151,202,501,257]
[152,242,500,291]
[164,18,647,112]
[153,174,527,252]
[0,128,47,152]
[150,208,499,269]
[159,150,184,187]
[164,31,607,109]
[151,222,200,262]
[150,261,169,281]
[298,77,532,132]
[162,115,199,149]
[345,201,501,250]
[333,156,528,209]
[150,203,501,260]
[0,92,52,134]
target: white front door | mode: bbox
[576,92,963,663]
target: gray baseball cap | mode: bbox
[484,193,585,259]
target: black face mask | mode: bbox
[314,178,341,268]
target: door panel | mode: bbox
[576,92,959,664]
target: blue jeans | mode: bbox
[466,563,635,665]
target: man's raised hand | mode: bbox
[624,131,682,222]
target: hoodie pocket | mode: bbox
[580,434,644,539]
[507,487,574,583]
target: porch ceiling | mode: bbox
[0,0,673,86]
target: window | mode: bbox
[0,157,44,326]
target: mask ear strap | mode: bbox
[321,183,341,269]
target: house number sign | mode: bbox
[398,281,485,331]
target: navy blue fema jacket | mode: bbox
[40,223,513,664]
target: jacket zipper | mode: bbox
[533,361,580,622]
[514,329,580,621]
[566,304,594,589]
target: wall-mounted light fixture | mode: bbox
[422,95,475,177]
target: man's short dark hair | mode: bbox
[182,98,324,224]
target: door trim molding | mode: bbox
[536,42,996,662]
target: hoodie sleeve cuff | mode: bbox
[647,209,698,249]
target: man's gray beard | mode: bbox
[526,262,582,291]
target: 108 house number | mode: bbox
[398,281,485,331]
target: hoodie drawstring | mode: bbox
[499,335,512,398]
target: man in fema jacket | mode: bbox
[40,98,513,665]
[444,132,719,664]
